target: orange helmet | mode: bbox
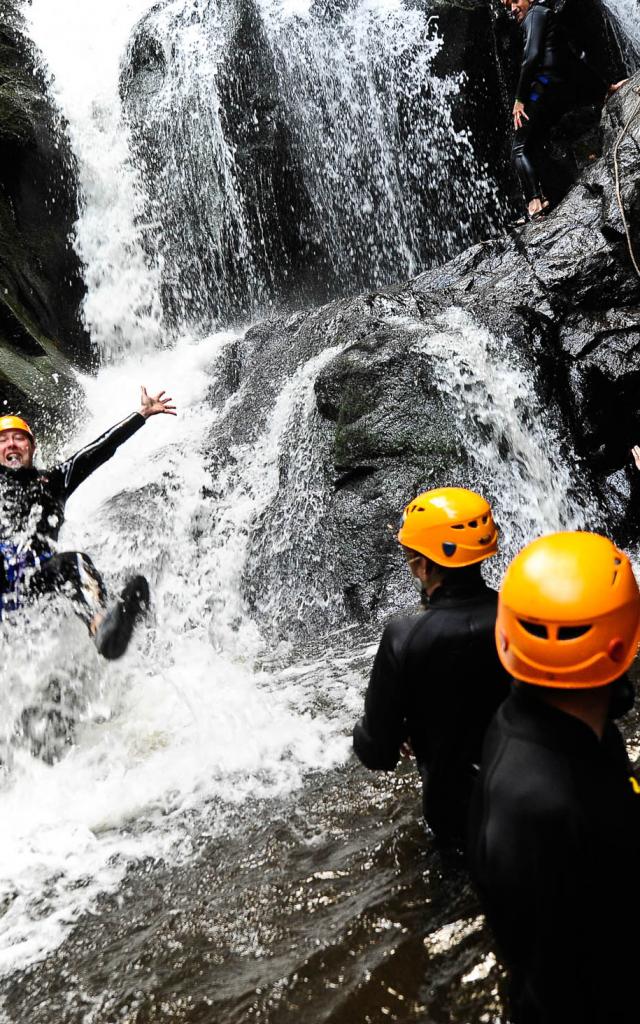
[397,487,498,567]
[496,532,640,688]
[0,415,34,442]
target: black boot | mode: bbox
[94,576,150,660]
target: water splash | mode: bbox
[0,332,354,974]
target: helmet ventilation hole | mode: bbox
[518,619,548,638]
[557,625,592,640]
[442,542,457,558]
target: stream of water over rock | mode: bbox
[0,0,635,1019]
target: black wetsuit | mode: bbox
[511,0,599,203]
[468,686,640,1023]
[0,413,145,624]
[353,566,511,844]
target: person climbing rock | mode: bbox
[509,0,625,222]
[510,0,582,220]
[352,487,510,846]
[0,386,176,658]
[469,531,640,1023]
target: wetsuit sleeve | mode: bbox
[353,621,410,771]
[52,413,146,499]
[516,6,549,102]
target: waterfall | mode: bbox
[119,0,502,326]
[23,0,164,361]
[412,307,596,581]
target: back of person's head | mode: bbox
[496,532,640,688]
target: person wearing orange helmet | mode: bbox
[352,487,510,844]
[468,531,640,1023]
[0,387,176,658]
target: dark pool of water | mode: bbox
[0,758,506,1023]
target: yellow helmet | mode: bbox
[496,532,640,688]
[0,416,34,442]
[397,487,498,567]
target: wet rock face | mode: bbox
[0,1,89,430]
[203,283,559,642]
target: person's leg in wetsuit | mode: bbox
[511,79,571,216]
[26,552,149,660]
[29,551,108,630]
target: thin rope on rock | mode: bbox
[612,85,640,280]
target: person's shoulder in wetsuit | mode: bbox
[468,531,640,1023]
[353,571,504,770]
[0,388,177,552]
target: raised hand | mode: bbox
[139,386,177,419]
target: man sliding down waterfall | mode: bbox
[0,387,176,659]
[352,488,511,846]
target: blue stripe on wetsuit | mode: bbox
[0,543,51,618]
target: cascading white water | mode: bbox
[410,307,597,576]
[0,328,361,973]
[257,0,500,282]
[24,0,164,360]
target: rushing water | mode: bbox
[2,0,630,1018]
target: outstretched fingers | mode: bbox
[140,385,178,417]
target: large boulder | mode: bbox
[0,1,89,432]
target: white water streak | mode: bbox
[407,307,594,579]
[23,0,164,359]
